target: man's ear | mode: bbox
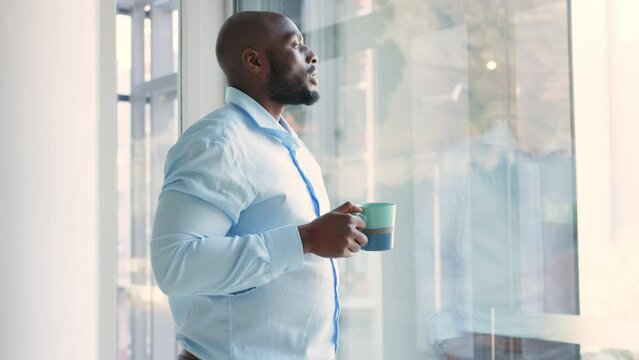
[241,48,263,74]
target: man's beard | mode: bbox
[266,52,320,106]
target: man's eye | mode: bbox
[292,43,300,48]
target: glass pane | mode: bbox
[229,0,631,358]
[149,94,180,358]
[116,1,180,359]
[172,9,179,74]
[144,17,152,81]
[116,100,132,360]
[117,14,132,95]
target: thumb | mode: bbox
[334,201,363,214]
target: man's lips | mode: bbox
[308,68,318,84]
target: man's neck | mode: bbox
[258,98,285,121]
[233,85,285,121]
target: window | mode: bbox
[229,1,639,359]
[116,1,180,359]
[123,0,639,358]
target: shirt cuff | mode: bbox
[263,224,305,277]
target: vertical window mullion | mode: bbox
[129,4,151,359]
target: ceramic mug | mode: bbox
[353,202,396,251]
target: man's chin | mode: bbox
[281,90,320,106]
[268,84,320,105]
[302,91,320,106]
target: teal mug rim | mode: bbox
[358,202,396,208]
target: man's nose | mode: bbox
[306,48,318,64]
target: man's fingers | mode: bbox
[348,239,361,253]
[353,232,368,247]
[334,201,352,213]
[350,214,366,229]
[334,201,362,214]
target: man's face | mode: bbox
[265,19,319,106]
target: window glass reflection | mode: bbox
[227,0,639,358]
[416,3,579,358]
[237,0,580,358]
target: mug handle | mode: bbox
[351,212,365,221]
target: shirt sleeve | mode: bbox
[161,136,251,224]
[150,137,305,296]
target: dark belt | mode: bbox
[178,348,199,360]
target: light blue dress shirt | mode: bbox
[151,87,339,359]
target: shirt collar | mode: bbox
[225,87,301,151]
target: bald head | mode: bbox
[216,11,289,82]
[215,11,320,108]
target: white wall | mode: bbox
[570,0,639,350]
[0,0,114,358]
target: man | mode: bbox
[151,11,368,360]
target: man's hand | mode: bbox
[298,202,368,258]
